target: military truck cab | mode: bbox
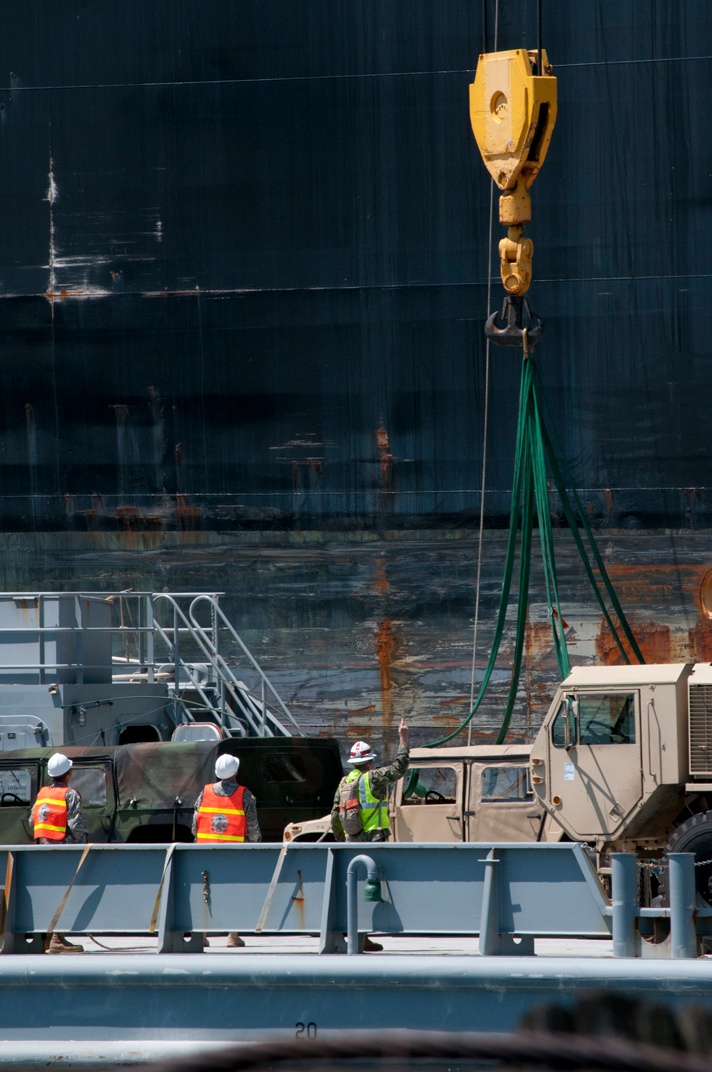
[529,663,697,855]
[0,746,117,843]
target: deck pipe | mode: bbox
[346,854,378,955]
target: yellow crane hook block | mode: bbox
[470,49,557,298]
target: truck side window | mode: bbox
[69,766,108,806]
[261,754,307,782]
[551,701,572,748]
[402,766,457,804]
[481,766,533,802]
[579,693,636,745]
[0,766,34,805]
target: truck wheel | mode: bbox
[666,811,712,907]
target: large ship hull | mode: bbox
[0,3,709,750]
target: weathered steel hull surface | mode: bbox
[0,529,707,751]
[0,2,707,530]
[0,3,709,754]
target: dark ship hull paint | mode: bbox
[0,2,709,751]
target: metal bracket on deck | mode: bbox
[479,848,534,956]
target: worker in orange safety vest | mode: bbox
[30,752,89,954]
[192,753,261,948]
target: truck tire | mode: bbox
[666,811,712,907]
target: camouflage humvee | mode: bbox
[0,737,343,844]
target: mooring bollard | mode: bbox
[611,853,638,958]
[668,852,697,959]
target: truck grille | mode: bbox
[689,684,712,775]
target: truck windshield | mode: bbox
[402,766,457,804]
[578,693,636,745]
[552,692,636,747]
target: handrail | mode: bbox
[0,591,298,740]
[188,595,302,736]
[152,594,299,737]
[148,608,237,733]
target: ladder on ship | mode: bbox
[0,591,302,739]
[148,592,304,738]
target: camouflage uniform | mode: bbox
[192,779,262,841]
[35,780,89,844]
[331,744,409,842]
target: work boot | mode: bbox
[46,933,84,954]
[226,932,245,948]
[362,936,383,952]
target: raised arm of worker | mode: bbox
[367,718,410,800]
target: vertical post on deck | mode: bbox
[479,847,534,955]
[669,852,697,960]
[479,849,500,956]
[0,852,17,954]
[319,847,345,954]
[346,854,377,955]
[611,853,638,958]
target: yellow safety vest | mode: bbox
[342,768,389,833]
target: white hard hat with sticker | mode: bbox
[348,741,377,765]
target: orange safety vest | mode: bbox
[195,784,247,842]
[31,786,69,841]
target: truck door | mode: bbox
[467,762,543,842]
[545,691,643,838]
[0,761,39,843]
[69,761,116,843]
[392,762,465,842]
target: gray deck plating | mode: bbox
[1,843,711,1066]
[1,950,711,1044]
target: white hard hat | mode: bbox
[347,741,377,765]
[47,753,73,778]
[215,754,240,779]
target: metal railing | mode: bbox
[0,591,298,737]
[0,843,706,959]
[156,593,302,737]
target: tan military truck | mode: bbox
[527,661,712,903]
[286,660,712,905]
[390,743,561,842]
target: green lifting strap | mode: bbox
[425,351,643,749]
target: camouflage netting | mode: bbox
[115,741,219,810]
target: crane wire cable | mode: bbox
[468,0,499,747]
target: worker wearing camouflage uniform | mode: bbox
[331,719,409,952]
[331,717,410,843]
[192,753,261,948]
[31,752,89,955]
